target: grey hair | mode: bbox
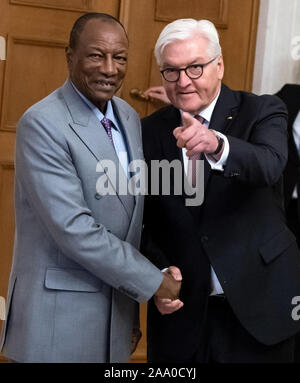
[154,19,222,66]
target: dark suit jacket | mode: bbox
[141,84,300,362]
[276,84,300,214]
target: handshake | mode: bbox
[154,266,184,315]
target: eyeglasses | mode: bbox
[160,56,219,82]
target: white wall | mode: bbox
[252,0,300,95]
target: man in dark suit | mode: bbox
[276,83,300,362]
[141,18,300,363]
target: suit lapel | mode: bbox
[160,107,188,199]
[203,84,240,189]
[160,106,183,162]
[61,80,135,218]
[210,84,239,134]
[61,79,119,164]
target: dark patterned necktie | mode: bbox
[187,115,205,187]
[101,117,115,148]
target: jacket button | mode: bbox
[201,236,208,243]
[95,193,101,200]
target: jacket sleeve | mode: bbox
[223,94,288,186]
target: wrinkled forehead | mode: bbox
[161,35,210,67]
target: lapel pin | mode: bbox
[227,116,233,120]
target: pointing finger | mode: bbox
[181,112,195,129]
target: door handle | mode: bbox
[130,88,148,101]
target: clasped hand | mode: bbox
[154,266,184,315]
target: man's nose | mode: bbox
[177,70,192,87]
[100,56,117,76]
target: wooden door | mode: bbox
[121,0,260,118]
[120,0,260,362]
[0,0,120,363]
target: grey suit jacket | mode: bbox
[0,79,163,363]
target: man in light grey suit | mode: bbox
[0,13,181,363]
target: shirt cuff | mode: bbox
[205,131,229,171]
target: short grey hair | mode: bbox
[154,19,222,66]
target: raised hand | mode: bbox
[173,112,220,157]
[143,86,171,105]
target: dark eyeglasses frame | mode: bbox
[160,56,219,82]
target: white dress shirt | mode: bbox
[181,92,229,295]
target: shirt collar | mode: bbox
[71,81,119,131]
[180,88,221,124]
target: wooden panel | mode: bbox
[0,0,120,134]
[10,0,111,12]
[0,162,15,356]
[0,132,15,164]
[146,49,164,116]
[130,303,147,362]
[122,0,259,119]
[218,0,259,91]
[0,163,15,296]
[155,0,228,28]
[9,1,120,41]
[1,36,68,131]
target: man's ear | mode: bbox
[217,55,224,80]
[65,46,73,69]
